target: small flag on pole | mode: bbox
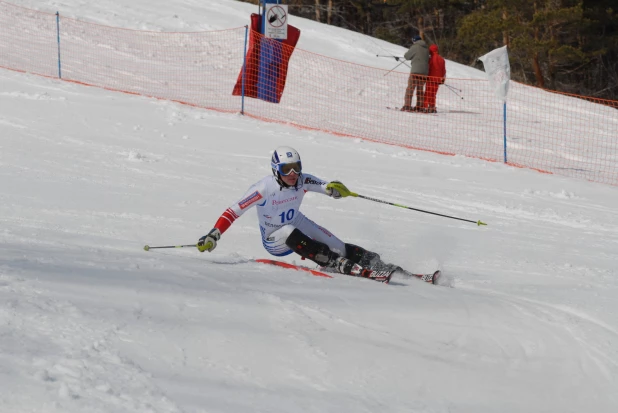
[478,46,511,102]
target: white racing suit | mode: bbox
[212,174,346,257]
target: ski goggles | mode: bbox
[274,161,302,176]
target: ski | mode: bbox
[386,106,438,115]
[394,269,441,284]
[362,267,440,285]
[255,258,440,286]
[256,259,391,283]
[317,263,393,283]
[255,259,333,278]
[355,267,393,283]
[424,270,441,284]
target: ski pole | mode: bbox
[384,60,406,76]
[376,54,411,72]
[444,84,464,99]
[349,192,486,226]
[376,54,403,61]
[143,244,196,251]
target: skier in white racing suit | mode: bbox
[197,146,388,281]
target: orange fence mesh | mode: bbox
[1,1,617,185]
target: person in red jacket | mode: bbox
[424,44,446,113]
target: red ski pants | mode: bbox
[424,81,440,108]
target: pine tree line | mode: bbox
[237,0,618,101]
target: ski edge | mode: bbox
[255,259,333,279]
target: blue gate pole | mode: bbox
[258,0,283,103]
[241,25,248,115]
[503,102,507,163]
[55,12,62,79]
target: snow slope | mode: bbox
[1,1,617,412]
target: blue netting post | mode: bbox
[241,25,248,115]
[503,102,507,163]
[55,12,62,79]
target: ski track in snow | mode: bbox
[0,271,182,413]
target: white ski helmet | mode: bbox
[271,146,302,187]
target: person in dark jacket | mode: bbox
[401,35,429,112]
[424,44,446,113]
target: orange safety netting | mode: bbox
[1,1,617,185]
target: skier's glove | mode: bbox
[325,181,356,199]
[197,228,221,252]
